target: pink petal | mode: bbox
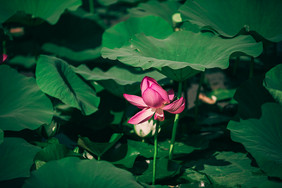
[142,88,164,108]
[128,108,155,125]
[162,97,185,114]
[154,108,164,121]
[167,89,175,101]
[141,76,158,94]
[2,54,7,62]
[151,84,169,103]
[123,94,147,108]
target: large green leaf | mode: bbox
[179,0,282,42]
[42,43,101,62]
[102,15,173,49]
[128,0,181,26]
[0,0,82,25]
[227,103,282,179]
[23,157,143,188]
[186,152,279,187]
[264,64,282,105]
[73,65,167,96]
[0,65,53,131]
[0,137,40,181]
[36,55,100,116]
[102,31,262,81]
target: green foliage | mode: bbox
[0,129,3,145]
[0,65,53,131]
[23,157,143,188]
[102,15,173,49]
[0,0,82,25]
[78,133,123,158]
[264,64,282,105]
[179,0,282,42]
[103,30,262,81]
[228,103,282,179]
[36,55,100,116]
[0,138,40,181]
[184,152,277,187]
[128,0,181,26]
[74,64,167,96]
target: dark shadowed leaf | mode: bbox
[227,103,282,179]
[0,137,40,181]
[0,65,53,131]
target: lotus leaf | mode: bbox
[264,64,282,105]
[23,157,143,188]
[0,0,82,25]
[179,0,282,42]
[36,55,100,116]
[0,137,40,181]
[102,31,262,81]
[227,103,282,179]
[0,65,53,131]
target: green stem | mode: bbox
[168,81,183,160]
[249,56,254,78]
[89,0,94,14]
[97,155,101,161]
[194,72,205,126]
[152,121,160,185]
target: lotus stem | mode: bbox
[152,121,160,185]
[97,155,101,161]
[168,81,183,160]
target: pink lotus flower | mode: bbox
[124,76,185,124]
[1,54,7,63]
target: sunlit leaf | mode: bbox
[23,157,143,188]
[0,65,53,131]
[102,15,173,49]
[227,103,282,179]
[102,31,262,81]
[206,88,236,101]
[0,137,40,181]
[0,0,82,25]
[264,64,282,105]
[128,0,181,26]
[179,0,282,42]
[36,55,100,116]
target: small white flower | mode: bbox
[134,120,160,138]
